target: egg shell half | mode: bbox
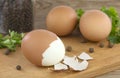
[46,5,78,36]
[21,29,65,66]
[79,10,112,41]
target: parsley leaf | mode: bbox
[101,6,120,44]
[0,30,25,51]
[76,9,84,20]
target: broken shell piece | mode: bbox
[70,60,88,71]
[76,60,88,71]
[63,56,78,66]
[54,63,68,70]
[63,56,88,71]
[78,52,93,60]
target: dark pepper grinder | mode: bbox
[2,0,34,34]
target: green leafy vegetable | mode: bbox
[0,30,25,51]
[101,6,120,44]
[76,7,120,44]
[76,9,84,20]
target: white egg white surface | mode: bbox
[42,37,65,66]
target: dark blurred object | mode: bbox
[0,0,33,34]
[0,0,5,33]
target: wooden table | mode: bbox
[34,0,120,78]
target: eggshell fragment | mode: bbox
[78,52,93,60]
[63,56,78,65]
[54,63,68,70]
[63,56,89,71]
[75,60,88,71]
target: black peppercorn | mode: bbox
[108,42,114,48]
[4,49,11,55]
[89,48,94,53]
[16,65,21,70]
[99,42,104,48]
[66,46,72,52]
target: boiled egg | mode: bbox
[46,5,78,36]
[21,29,65,66]
[79,10,112,41]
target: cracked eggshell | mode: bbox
[63,56,89,71]
[78,52,93,60]
[75,60,89,71]
[54,63,68,70]
[21,29,65,66]
[63,56,78,66]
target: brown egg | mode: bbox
[79,10,112,41]
[46,5,78,36]
[21,29,65,66]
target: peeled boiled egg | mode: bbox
[79,10,112,41]
[21,29,65,66]
[46,5,78,36]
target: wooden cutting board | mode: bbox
[0,33,120,78]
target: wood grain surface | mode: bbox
[34,0,120,78]
[1,34,120,78]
